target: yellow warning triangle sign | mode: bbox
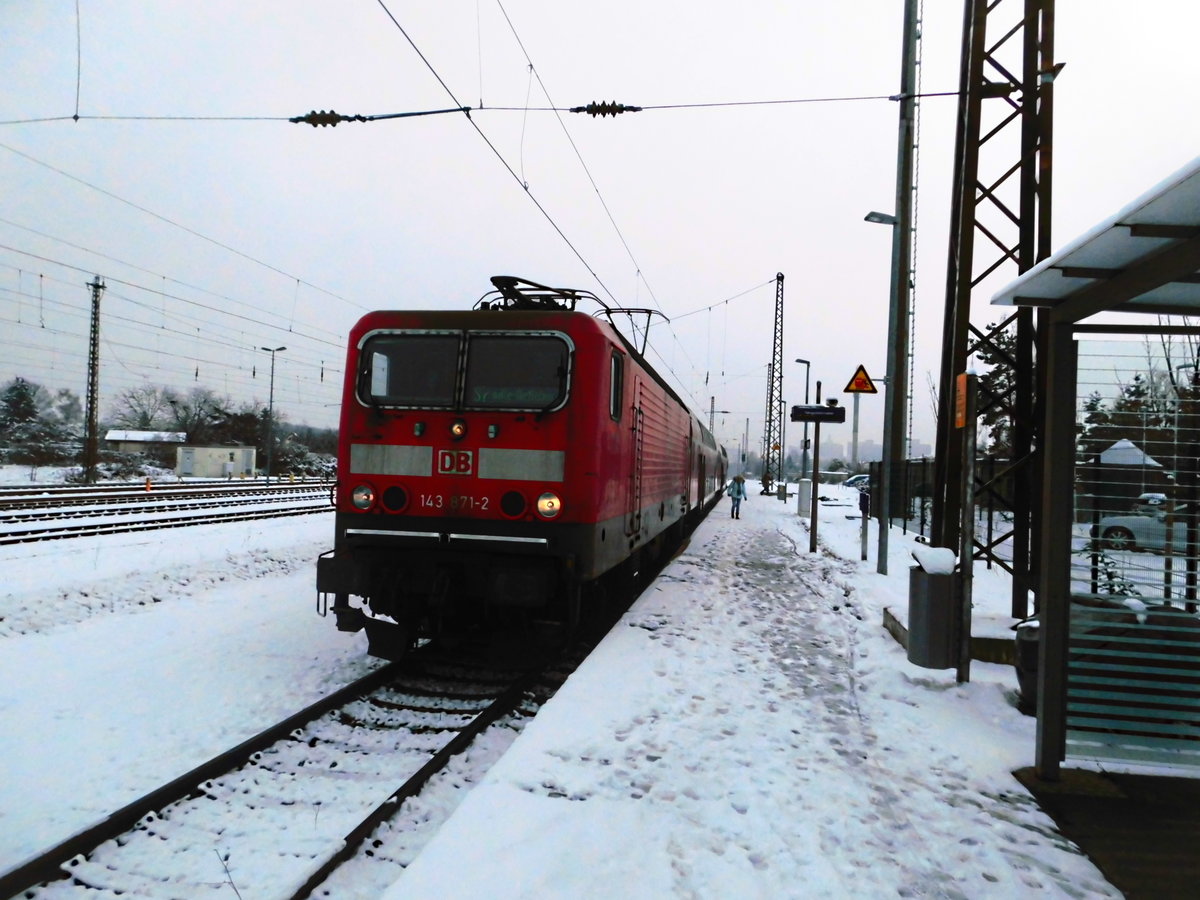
[844,364,878,394]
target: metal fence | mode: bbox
[868,455,1016,571]
[1065,335,1200,770]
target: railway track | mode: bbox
[0,479,330,511]
[1,644,573,899]
[0,484,332,544]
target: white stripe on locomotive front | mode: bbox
[349,443,565,482]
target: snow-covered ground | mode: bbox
[0,467,1121,897]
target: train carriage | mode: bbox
[317,277,726,658]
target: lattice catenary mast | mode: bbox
[760,273,785,494]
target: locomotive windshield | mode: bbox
[359,330,570,411]
[464,334,568,410]
[362,333,459,407]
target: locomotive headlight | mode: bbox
[350,483,377,510]
[536,491,562,519]
[450,419,467,440]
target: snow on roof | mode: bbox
[991,155,1200,319]
[1098,437,1163,467]
[103,430,187,443]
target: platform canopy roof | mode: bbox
[992,156,1200,324]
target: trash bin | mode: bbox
[796,479,812,518]
[1013,618,1039,715]
[907,548,958,669]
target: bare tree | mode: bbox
[109,385,176,430]
[165,387,229,443]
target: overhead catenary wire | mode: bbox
[669,279,776,322]
[0,142,368,316]
[0,90,964,128]
[0,244,346,351]
[369,0,727,423]
[0,219,350,346]
[372,0,622,310]
[492,0,666,318]
[0,258,344,421]
[0,9,896,440]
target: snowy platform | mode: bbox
[386,490,1115,899]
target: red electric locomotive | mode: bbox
[316,276,727,658]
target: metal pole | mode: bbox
[83,276,105,484]
[877,221,900,575]
[852,393,861,468]
[261,345,286,485]
[957,373,978,684]
[795,359,810,478]
[873,0,919,575]
[809,381,822,553]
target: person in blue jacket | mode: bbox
[727,475,748,519]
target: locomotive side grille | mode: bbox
[350,444,432,476]
[478,448,565,481]
[638,386,681,495]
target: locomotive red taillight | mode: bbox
[381,485,409,512]
[500,491,527,518]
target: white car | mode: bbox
[844,474,870,491]
[1095,504,1199,553]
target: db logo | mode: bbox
[437,449,474,475]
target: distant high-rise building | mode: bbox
[818,439,845,462]
[857,439,883,463]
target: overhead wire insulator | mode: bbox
[569,101,642,118]
[289,109,368,127]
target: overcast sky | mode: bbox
[2,1,1199,453]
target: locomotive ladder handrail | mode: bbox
[627,402,645,537]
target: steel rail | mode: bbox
[288,667,544,899]
[0,480,328,501]
[0,661,401,899]
[0,502,330,544]
[0,488,327,523]
[0,482,329,512]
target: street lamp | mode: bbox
[261,345,286,485]
[865,210,907,576]
[794,359,811,478]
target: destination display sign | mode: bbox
[790,404,847,423]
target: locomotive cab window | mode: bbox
[610,351,624,420]
[464,334,570,410]
[360,333,459,407]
